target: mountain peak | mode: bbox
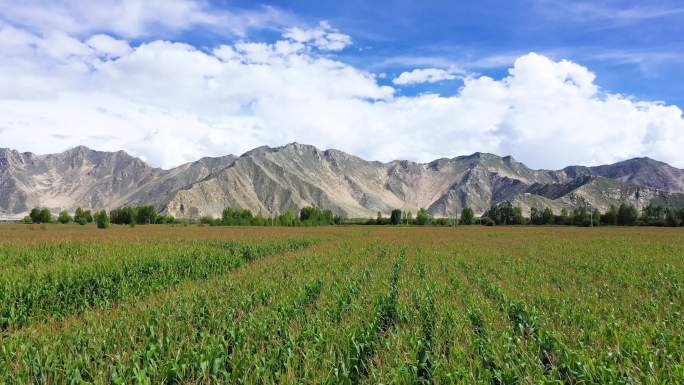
[457,152,501,161]
[281,142,320,152]
[61,145,96,157]
[619,156,667,167]
[2,143,684,220]
[70,145,92,151]
[241,145,273,157]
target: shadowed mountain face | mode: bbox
[1,143,683,219]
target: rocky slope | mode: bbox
[0,146,235,219]
[1,143,683,219]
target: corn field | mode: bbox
[0,225,682,384]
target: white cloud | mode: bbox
[393,68,459,85]
[283,21,352,51]
[536,0,684,25]
[0,0,292,38]
[86,34,132,58]
[0,22,683,170]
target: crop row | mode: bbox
[0,241,404,384]
[0,238,315,331]
[1,227,682,384]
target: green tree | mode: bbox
[459,207,474,225]
[110,207,136,225]
[94,210,110,229]
[274,210,298,226]
[58,210,73,224]
[222,207,254,225]
[665,209,682,227]
[434,217,450,226]
[512,206,524,225]
[530,207,542,225]
[390,209,402,225]
[299,207,334,226]
[555,208,569,225]
[155,215,176,224]
[39,208,52,224]
[135,205,157,225]
[617,203,638,226]
[200,215,217,225]
[640,203,665,226]
[541,207,554,225]
[74,207,87,225]
[415,208,433,225]
[251,212,268,226]
[591,209,600,227]
[573,206,590,226]
[601,205,618,225]
[28,207,53,224]
[29,208,41,223]
[485,202,523,225]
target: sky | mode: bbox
[1,0,683,169]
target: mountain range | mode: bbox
[2,143,684,220]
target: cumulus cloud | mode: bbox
[0,22,683,170]
[393,68,459,85]
[283,21,352,51]
[86,34,132,58]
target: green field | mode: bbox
[0,225,682,384]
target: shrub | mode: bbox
[200,215,217,225]
[95,210,110,229]
[480,217,495,226]
[222,207,254,225]
[300,207,335,226]
[74,207,89,224]
[58,210,73,224]
[415,208,433,225]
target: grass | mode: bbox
[0,224,682,384]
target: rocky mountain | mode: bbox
[2,143,684,220]
[0,146,235,219]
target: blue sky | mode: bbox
[314,1,675,99]
[191,0,684,104]
[1,0,683,169]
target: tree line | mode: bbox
[199,206,343,227]
[24,205,343,228]
[21,201,684,228]
[363,207,475,226]
[25,207,99,226]
[23,205,173,229]
[362,202,684,227]
[484,202,684,227]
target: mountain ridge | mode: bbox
[2,143,684,219]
